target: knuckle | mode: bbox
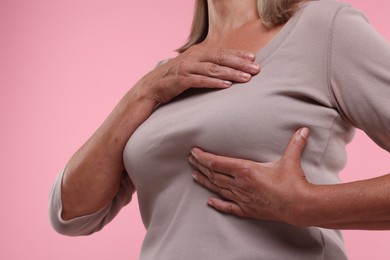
[238,163,255,178]
[217,48,227,64]
[238,59,247,70]
[207,63,220,75]
[209,160,217,172]
[208,170,216,183]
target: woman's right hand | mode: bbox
[54,46,260,223]
[135,45,261,104]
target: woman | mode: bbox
[49,0,390,259]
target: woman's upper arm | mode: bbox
[48,168,134,236]
[329,5,390,152]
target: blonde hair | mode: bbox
[177,0,312,53]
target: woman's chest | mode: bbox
[123,71,337,191]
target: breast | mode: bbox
[123,68,348,226]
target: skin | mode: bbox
[61,0,290,221]
[63,0,390,231]
[188,0,390,230]
[200,0,284,53]
[61,46,261,220]
[189,129,390,230]
[188,128,312,225]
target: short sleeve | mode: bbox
[329,5,390,152]
[48,168,133,236]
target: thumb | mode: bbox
[281,127,310,162]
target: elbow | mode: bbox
[48,199,107,236]
[48,170,100,236]
[48,208,86,237]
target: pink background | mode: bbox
[0,0,389,259]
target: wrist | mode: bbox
[126,79,159,109]
[285,183,320,227]
[98,81,158,144]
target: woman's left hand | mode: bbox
[188,127,313,226]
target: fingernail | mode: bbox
[246,53,255,60]
[192,172,198,180]
[240,72,251,80]
[188,155,194,164]
[299,127,310,139]
[207,200,213,206]
[191,148,199,158]
[223,80,232,87]
[249,63,260,73]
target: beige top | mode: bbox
[49,1,390,259]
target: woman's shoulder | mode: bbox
[304,0,350,13]
[298,0,369,31]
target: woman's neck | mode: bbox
[207,0,261,36]
[204,0,272,50]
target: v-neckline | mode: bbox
[255,2,309,65]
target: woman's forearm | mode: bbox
[298,173,390,230]
[61,84,156,220]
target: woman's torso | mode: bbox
[124,1,353,259]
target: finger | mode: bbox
[188,155,235,189]
[177,74,233,89]
[192,171,236,202]
[204,47,257,62]
[207,198,247,217]
[190,62,253,83]
[227,48,257,61]
[203,48,260,75]
[190,148,250,178]
[281,127,310,162]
